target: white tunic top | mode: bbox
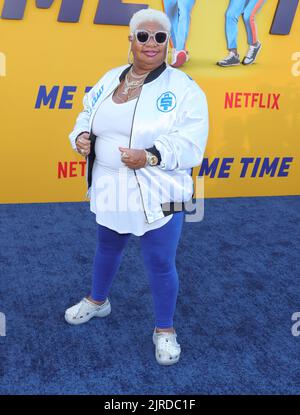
[90,93,173,236]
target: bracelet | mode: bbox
[143,150,149,167]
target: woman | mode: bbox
[66,8,209,366]
[217,0,266,67]
[163,0,196,68]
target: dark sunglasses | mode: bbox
[133,30,169,45]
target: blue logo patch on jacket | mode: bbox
[91,85,104,107]
[157,92,176,112]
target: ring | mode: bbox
[81,149,86,155]
[121,152,129,159]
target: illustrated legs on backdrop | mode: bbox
[163,0,196,68]
[217,0,266,67]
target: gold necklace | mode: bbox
[115,87,139,103]
[122,67,149,95]
[130,67,150,79]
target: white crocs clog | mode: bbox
[64,297,111,325]
[153,329,181,366]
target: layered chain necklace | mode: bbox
[115,67,150,102]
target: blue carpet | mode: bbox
[0,196,300,395]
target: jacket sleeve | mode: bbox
[153,81,209,171]
[69,92,92,154]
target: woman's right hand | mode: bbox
[76,132,91,156]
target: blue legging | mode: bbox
[90,211,185,329]
[163,0,196,51]
[225,0,266,50]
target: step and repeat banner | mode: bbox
[0,0,299,203]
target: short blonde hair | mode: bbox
[129,8,171,33]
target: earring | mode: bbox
[127,44,134,64]
[165,42,170,65]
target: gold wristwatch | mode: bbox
[144,150,159,166]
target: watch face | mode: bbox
[149,155,158,165]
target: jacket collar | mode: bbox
[119,62,167,84]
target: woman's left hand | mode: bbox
[119,147,147,169]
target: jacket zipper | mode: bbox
[128,91,150,224]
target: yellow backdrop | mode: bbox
[0,0,299,203]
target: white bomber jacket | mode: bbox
[69,62,209,224]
